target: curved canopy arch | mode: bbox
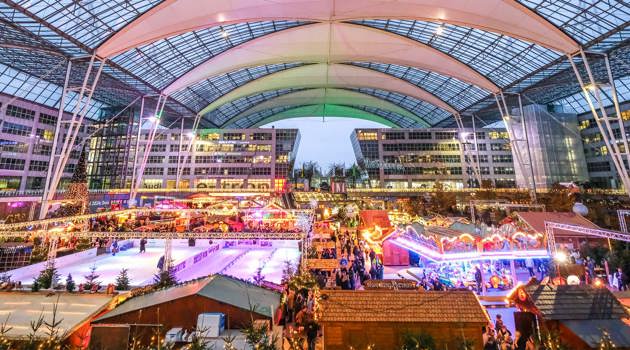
[96,0,578,57]
[164,22,499,94]
[228,104,402,129]
[199,63,459,119]
[219,88,430,127]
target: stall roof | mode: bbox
[0,292,114,339]
[515,212,598,237]
[319,290,487,323]
[523,284,628,320]
[95,274,279,322]
[563,319,630,348]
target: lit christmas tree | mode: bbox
[66,144,89,215]
[599,330,616,350]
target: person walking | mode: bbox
[305,316,319,350]
[525,258,535,277]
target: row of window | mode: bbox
[381,166,515,176]
[3,105,60,127]
[359,130,507,141]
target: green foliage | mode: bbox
[31,278,40,292]
[431,182,457,214]
[400,331,435,350]
[65,274,76,292]
[543,183,575,212]
[36,264,60,289]
[609,241,630,273]
[83,265,101,290]
[115,268,131,290]
[287,269,317,291]
[153,268,177,289]
[281,260,296,285]
[242,321,278,350]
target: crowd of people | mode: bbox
[311,229,384,290]
[483,315,536,350]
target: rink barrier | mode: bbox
[172,243,221,276]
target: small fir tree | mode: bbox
[65,273,76,292]
[153,267,177,289]
[115,268,131,290]
[31,278,40,292]
[36,263,60,289]
[83,265,101,290]
[253,267,265,285]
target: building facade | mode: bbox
[578,101,630,189]
[0,94,91,192]
[351,128,516,189]
[88,127,300,191]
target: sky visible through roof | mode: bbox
[261,117,388,170]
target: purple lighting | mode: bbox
[390,237,550,263]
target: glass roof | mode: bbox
[518,0,630,46]
[554,75,630,115]
[0,63,104,119]
[351,62,488,112]
[110,21,306,90]
[170,63,305,114]
[205,88,303,127]
[225,105,299,129]
[9,0,162,49]
[350,105,424,128]
[350,88,442,126]
[0,0,628,126]
[356,19,561,89]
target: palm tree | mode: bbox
[346,163,362,188]
[301,161,321,190]
[327,162,345,177]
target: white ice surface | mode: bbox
[15,243,301,287]
[176,247,249,282]
[15,244,206,286]
[260,247,301,284]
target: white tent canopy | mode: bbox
[164,22,498,94]
[96,0,578,57]
[198,63,459,117]
[220,88,430,127]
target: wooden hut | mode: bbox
[318,289,488,349]
[508,284,630,349]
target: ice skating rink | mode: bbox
[10,239,300,287]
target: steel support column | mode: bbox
[177,113,202,189]
[495,92,537,203]
[568,49,630,197]
[455,113,482,188]
[617,209,630,233]
[129,95,168,204]
[40,55,105,219]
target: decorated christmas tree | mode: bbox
[65,145,89,215]
[115,268,131,290]
[36,263,60,289]
[598,330,616,350]
[65,274,76,292]
[83,265,101,290]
